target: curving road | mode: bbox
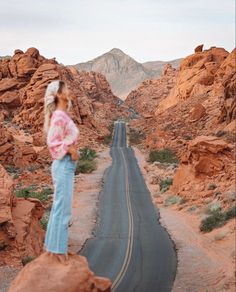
[80,121,176,292]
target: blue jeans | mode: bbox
[44,154,76,254]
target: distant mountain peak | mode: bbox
[73,49,182,100]
[109,48,125,55]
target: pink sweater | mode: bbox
[47,110,79,160]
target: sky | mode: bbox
[0,0,235,64]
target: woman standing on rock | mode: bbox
[43,80,79,259]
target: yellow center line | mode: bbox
[112,123,134,291]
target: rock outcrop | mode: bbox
[128,45,235,209]
[0,164,44,266]
[9,252,111,292]
[170,136,234,204]
[0,48,122,169]
[125,64,177,116]
[157,46,230,113]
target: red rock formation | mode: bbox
[9,252,111,292]
[170,136,234,203]
[217,48,236,124]
[128,46,235,209]
[157,47,230,113]
[0,164,44,266]
[125,64,177,116]
[0,48,122,169]
[194,44,204,53]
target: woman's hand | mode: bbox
[68,145,79,161]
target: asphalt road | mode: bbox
[80,121,176,292]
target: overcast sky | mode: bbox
[0,0,235,64]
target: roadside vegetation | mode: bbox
[148,148,178,164]
[200,205,236,232]
[75,147,97,174]
[164,195,186,207]
[40,210,50,231]
[160,177,173,193]
[15,186,53,203]
[129,128,145,145]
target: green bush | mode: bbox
[225,205,236,220]
[160,177,173,193]
[200,205,236,233]
[164,195,186,207]
[206,202,222,215]
[75,147,97,174]
[149,149,178,164]
[79,147,97,161]
[200,210,226,232]
[76,160,97,174]
[40,211,50,231]
[129,128,145,145]
[15,186,52,203]
[207,183,217,190]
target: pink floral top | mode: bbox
[47,110,79,160]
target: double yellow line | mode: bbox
[112,123,134,291]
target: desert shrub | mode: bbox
[15,186,52,202]
[225,205,236,220]
[207,183,217,190]
[215,130,226,137]
[200,210,226,232]
[76,160,97,174]
[75,148,97,174]
[22,256,35,266]
[129,128,145,145]
[160,177,173,193]
[164,195,185,207]
[187,205,198,212]
[200,205,236,233]
[40,211,50,231]
[5,165,20,174]
[79,147,97,161]
[183,135,192,141]
[149,148,178,164]
[206,201,222,214]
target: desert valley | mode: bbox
[0,44,235,291]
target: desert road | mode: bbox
[80,121,177,292]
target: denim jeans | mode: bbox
[44,154,76,254]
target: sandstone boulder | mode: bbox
[189,103,206,121]
[157,46,229,113]
[9,252,112,292]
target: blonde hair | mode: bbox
[44,80,65,133]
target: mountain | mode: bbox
[0,55,11,60]
[142,58,182,73]
[73,48,181,100]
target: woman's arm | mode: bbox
[47,116,78,160]
[67,145,79,161]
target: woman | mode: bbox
[43,80,79,258]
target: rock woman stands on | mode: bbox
[43,80,79,259]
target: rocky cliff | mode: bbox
[127,45,235,208]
